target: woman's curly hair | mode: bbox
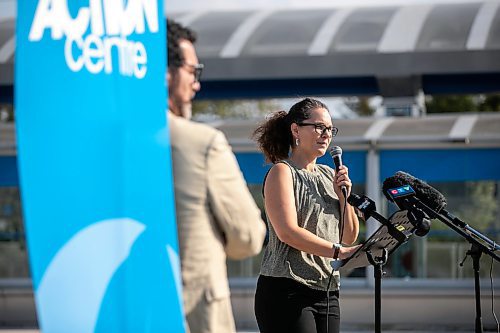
[252,98,328,164]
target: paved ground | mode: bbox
[2,322,494,332]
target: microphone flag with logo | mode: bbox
[382,171,447,213]
[15,1,185,332]
[382,173,432,237]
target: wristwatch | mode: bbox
[332,243,342,260]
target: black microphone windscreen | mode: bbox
[329,146,342,157]
[382,175,404,202]
[383,171,447,212]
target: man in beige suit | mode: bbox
[166,19,266,333]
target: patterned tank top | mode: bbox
[260,160,342,291]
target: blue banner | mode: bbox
[15,1,184,332]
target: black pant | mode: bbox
[254,275,340,333]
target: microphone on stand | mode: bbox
[382,171,447,213]
[382,171,463,226]
[347,193,376,221]
[383,171,500,249]
[329,146,347,198]
[382,175,431,237]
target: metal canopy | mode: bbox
[1,1,500,100]
[2,112,500,155]
[210,112,500,152]
[172,1,500,98]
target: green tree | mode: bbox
[192,99,281,120]
[425,93,500,114]
[430,182,498,239]
[478,94,500,112]
[357,97,375,116]
[0,104,14,122]
[425,95,477,113]
[455,182,498,237]
[0,188,25,247]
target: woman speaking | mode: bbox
[253,98,360,333]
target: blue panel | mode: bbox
[0,156,18,186]
[235,153,270,184]
[16,1,184,332]
[380,148,500,182]
[317,150,366,183]
[4,148,499,189]
[235,150,366,184]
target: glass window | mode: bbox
[227,183,265,278]
[486,6,500,50]
[241,10,332,56]
[0,187,29,278]
[190,11,253,57]
[416,4,481,51]
[383,180,499,279]
[330,8,396,52]
[0,18,15,63]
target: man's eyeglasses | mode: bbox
[298,123,338,137]
[183,63,204,83]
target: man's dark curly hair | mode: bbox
[167,19,197,70]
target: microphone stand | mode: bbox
[338,196,415,333]
[407,197,500,333]
[362,210,409,333]
[366,248,388,333]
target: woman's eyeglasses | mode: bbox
[298,123,338,137]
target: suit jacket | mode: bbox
[169,113,266,332]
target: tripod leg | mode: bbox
[470,245,483,333]
[367,249,387,333]
[374,264,382,333]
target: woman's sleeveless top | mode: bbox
[260,160,341,291]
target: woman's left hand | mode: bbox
[338,244,361,260]
[333,165,352,198]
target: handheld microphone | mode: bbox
[329,146,347,198]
